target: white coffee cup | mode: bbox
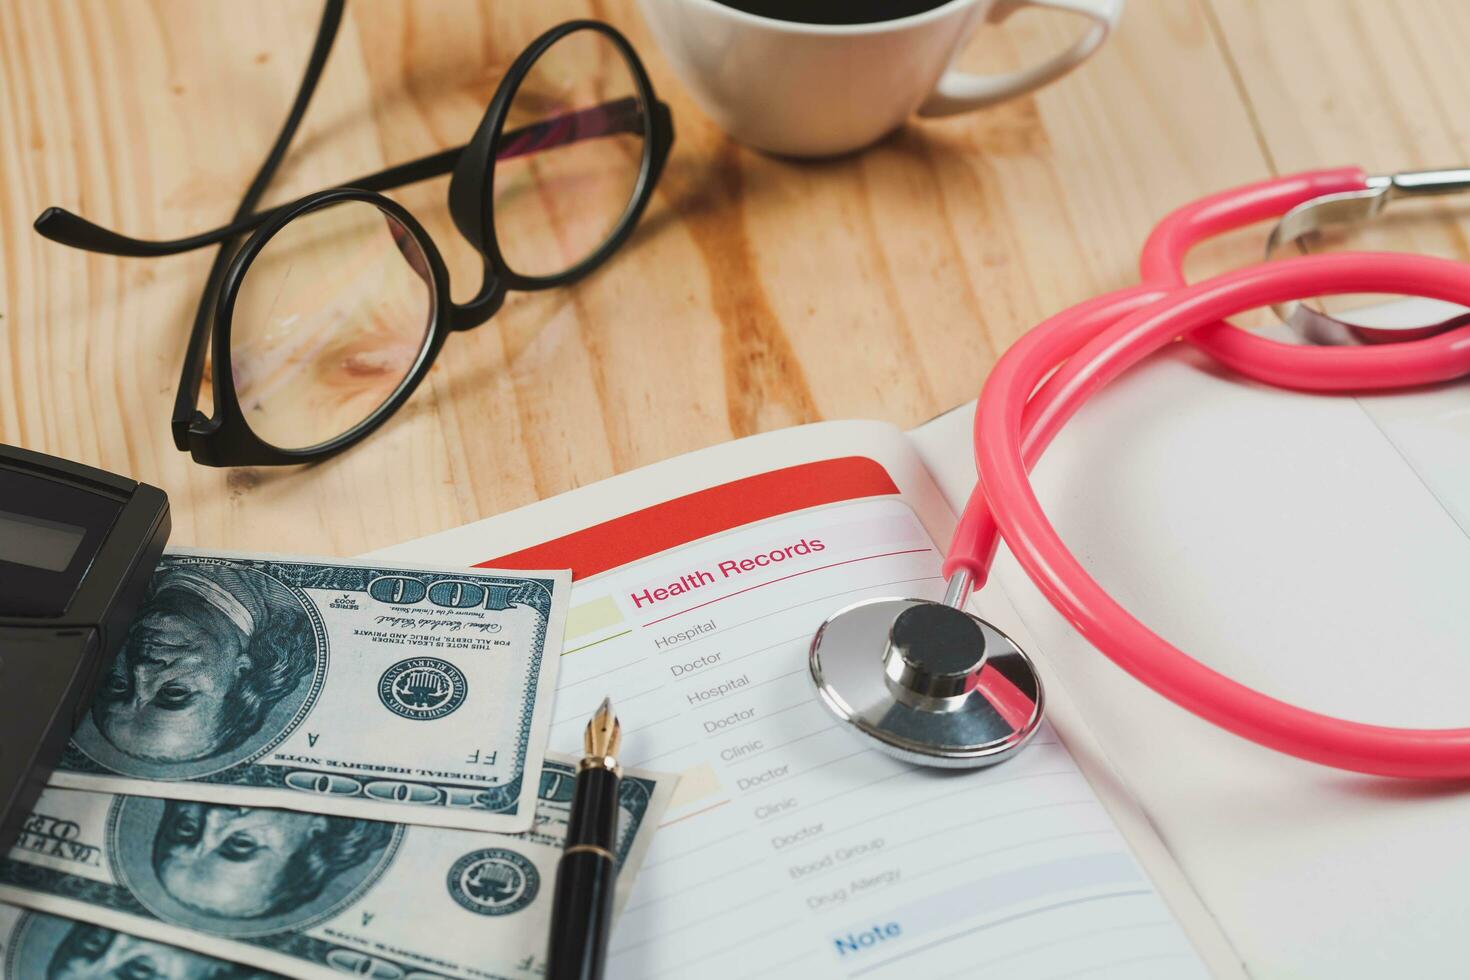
[637,0,1123,157]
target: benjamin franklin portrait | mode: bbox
[90,561,316,766]
[152,801,394,921]
[38,917,269,979]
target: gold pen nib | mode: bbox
[584,696,621,760]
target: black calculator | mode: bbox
[0,445,169,850]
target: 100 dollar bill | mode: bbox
[0,904,283,979]
[529,753,673,915]
[50,551,569,833]
[0,758,672,980]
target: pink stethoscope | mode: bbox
[810,167,1470,778]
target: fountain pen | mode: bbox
[546,697,622,980]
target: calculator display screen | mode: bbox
[0,510,87,572]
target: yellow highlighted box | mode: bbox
[564,595,624,643]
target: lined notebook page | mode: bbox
[376,421,1217,979]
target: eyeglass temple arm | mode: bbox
[33,96,647,258]
[32,145,460,258]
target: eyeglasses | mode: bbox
[34,1,673,467]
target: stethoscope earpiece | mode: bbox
[810,577,1045,769]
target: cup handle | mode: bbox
[917,0,1123,117]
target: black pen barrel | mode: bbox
[547,764,620,980]
[567,766,620,848]
[547,849,617,980]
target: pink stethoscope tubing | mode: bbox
[944,168,1470,778]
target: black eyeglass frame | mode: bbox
[34,9,673,467]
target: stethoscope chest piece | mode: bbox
[810,595,1045,769]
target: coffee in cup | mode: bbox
[638,0,1123,157]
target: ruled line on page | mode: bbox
[609,888,783,956]
[931,919,1180,980]
[639,573,941,654]
[642,553,936,627]
[848,891,1159,977]
[553,573,941,725]
[765,767,1082,848]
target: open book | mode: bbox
[373,417,1244,979]
[371,297,1470,978]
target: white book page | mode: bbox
[912,299,1470,979]
[374,421,1218,979]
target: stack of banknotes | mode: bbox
[0,551,673,979]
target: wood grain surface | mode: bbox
[2,0,1467,555]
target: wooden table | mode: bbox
[2,0,1467,555]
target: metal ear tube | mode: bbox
[808,570,1045,769]
[1266,168,1470,344]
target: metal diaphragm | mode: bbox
[809,597,1045,768]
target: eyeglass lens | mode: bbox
[229,200,436,452]
[493,28,648,279]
